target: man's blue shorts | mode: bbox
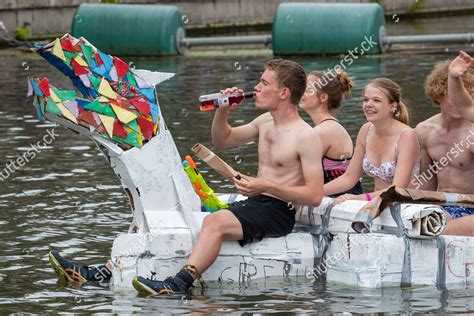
[443,206,474,219]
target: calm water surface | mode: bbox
[0,16,473,314]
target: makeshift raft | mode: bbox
[29,34,474,289]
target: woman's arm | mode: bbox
[392,129,421,188]
[414,124,438,190]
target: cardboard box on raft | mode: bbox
[110,210,474,289]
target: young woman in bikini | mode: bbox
[323,78,421,203]
[299,70,363,197]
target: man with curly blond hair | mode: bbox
[414,53,474,236]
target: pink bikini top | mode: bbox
[320,118,353,181]
[322,156,350,171]
[362,124,420,183]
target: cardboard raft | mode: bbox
[111,210,474,289]
[30,35,473,290]
[38,114,473,289]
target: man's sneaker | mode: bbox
[48,250,112,283]
[49,250,89,283]
[132,270,194,295]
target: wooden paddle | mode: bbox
[191,143,239,181]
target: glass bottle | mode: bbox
[199,91,254,111]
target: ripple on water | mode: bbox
[0,193,16,198]
[71,169,88,173]
[79,201,117,208]
[45,204,77,211]
[16,146,36,151]
[68,146,91,151]
[49,237,85,248]
[19,230,65,242]
[96,184,121,190]
[17,190,46,197]
[0,264,33,271]
[7,127,24,132]
[18,173,74,181]
[65,187,98,193]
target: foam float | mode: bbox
[28,34,474,289]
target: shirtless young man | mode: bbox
[448,51,474,122]
[414,59,474,236]
[131,58,324,294]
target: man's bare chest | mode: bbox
[258,129,299,168]
[426,129,473,167]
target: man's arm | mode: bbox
[211,108,265,149]
[235,128,324,206]
[448,51,474,122]
[414,124,438,190]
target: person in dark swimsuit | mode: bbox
[300,70,363,197]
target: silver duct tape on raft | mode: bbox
[295,198,447,238]
[323,232,474,288]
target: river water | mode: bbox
[0,15,473,314]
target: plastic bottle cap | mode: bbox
[244,92,254,98]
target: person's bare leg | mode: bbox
[132,209,244,294]
[106,260,114,271]
[186,209,243,273]
[442,214,474,236]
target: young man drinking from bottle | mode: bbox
[132,58,325,294]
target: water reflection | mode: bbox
[0,14,473,313]
[3,279,471,314]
